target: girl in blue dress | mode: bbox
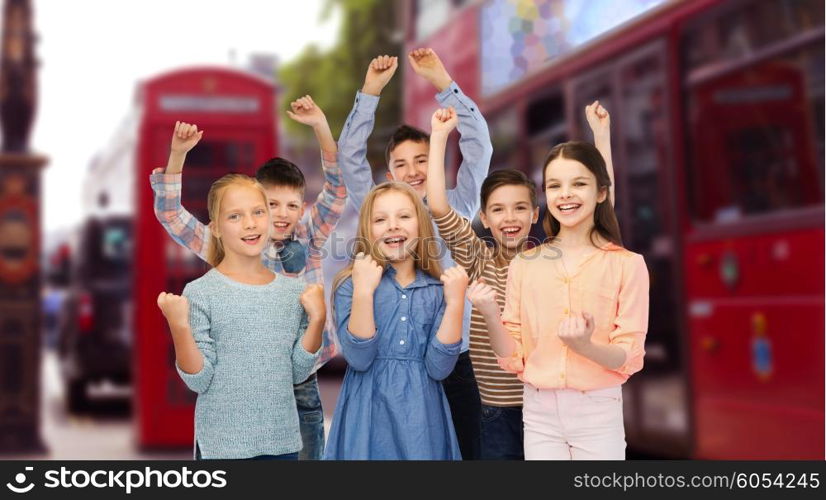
[324,182,469,460]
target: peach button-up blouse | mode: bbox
[500,242,649,391]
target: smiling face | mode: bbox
[544,156,607,231]
[262,184,305,241]
[212,184,271,259]
[369,189,421,263]
[385,139,429,198]
[479,184,539,250]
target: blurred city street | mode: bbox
[13,349,343,460]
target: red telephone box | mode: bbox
[133,68,277,447]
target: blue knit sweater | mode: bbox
[176,268,318,459]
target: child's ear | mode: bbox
[597,187,608,204]
[209,220,220,238]
[479,210,490,229]
[385,171,394,182]
[531,206,540,224]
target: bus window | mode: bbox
[487,107,521,172]
[617,46,669,253]
[526,91,566,187]
[526,92,564,137]
[683,0,824,74]
[686,45,824,224]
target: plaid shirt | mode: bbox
[150,149,347,371]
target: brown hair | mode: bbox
[255,157,305,195]
[385,124,430,166]
[332,182,442,293]
[206,173,270,267]
[541,141,622,247]
[480,168,538,210]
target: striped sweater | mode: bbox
[433,209,522,407]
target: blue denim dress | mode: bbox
[324,267,462,460]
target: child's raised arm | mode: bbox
[409,48,492,219]
[286,95,347,307]
[333,254,383,372]
[298,284,326,354]
[426,107,458,218]
[467,280,516,359]
[157,291,215,394]
[287,95,336,155]
[291,284,326,383]
[151,122,211,262]
[337,55,398,213]
[165,121,204,174]
[408,47,452,92]
[585,101,615,206]
[424,266,468,380]
[361,55,399,97]
[347,253,383,339]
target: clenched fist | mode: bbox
[170,121,203,155]
[157,292,189,329]
[287,95,327,129]
[352,252,384,294]
[585,100,610,140]
[408,48,452,92]
[557,312,595,351]
[431,107,457,136]
[466,279,499,317]
[440,266,469,306]
[362,55,398,96]
[300,284,327,323]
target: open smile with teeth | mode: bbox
[407,179,424,187]
[557,203,582,214]
[242,234,262,245]
[500,226,521,237]
[383,235,407,248]
[273,221,290,231]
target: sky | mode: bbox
[31,0,341,235]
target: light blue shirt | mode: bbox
[336,81,493,351]
[177,269,319,459]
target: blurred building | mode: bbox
[0,0,47,454]
[402,0,824,459]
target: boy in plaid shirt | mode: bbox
[150,95,346,460]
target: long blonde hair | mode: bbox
[332,182,442,293]
[206,173,270,267]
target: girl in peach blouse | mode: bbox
[469,140,649,460]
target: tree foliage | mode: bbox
[279,0,402,165]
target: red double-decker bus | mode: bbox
[402,0,824,458]
[82,67,277,448]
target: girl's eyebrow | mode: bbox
[223,204,266,212]
[546,176,590,182]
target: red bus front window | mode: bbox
[686,45,824,224]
